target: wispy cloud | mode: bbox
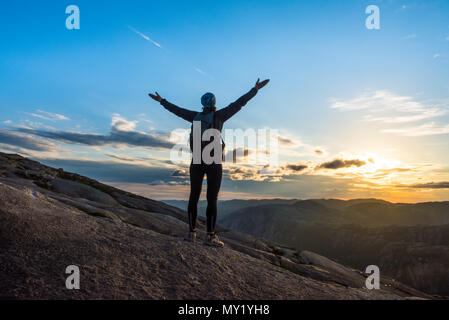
[382,122,449,136]
[332,90,449,136]
[363,109,447,124]
[402,34,417,40]
[285,163,309,172]
[0,129,56,152]
[104,153,173,167]
[433,53,440,59]
[106,182,281,201]
[399,181,449,189]
[15,114,174,150]
[316,158,366,170]
[128,25,162,48]
[332,90,426,113]
[194,66,214,79]
[24,110,69,121]
[111,113,137,132]
[128,26,213,78]
[194,67,206,75]
[331,90,448,124]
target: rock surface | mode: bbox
[0,153,434,300]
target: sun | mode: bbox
[339,153,411,186]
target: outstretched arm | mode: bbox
[149,92,197,123]
[217,78,270,122]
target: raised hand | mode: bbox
[148,92,163,102]
[255,78,270,90]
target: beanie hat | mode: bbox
[201,92,216,109]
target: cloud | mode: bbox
[194,67,208,76]
[331,90,447,122]
[275,132,326,158]
[225,148,251,163]
[34,158,176,184]
[18,127,174,150]
[0,129,56,152]
[111,113,137,132]
[227,167,258,181]
[128,25,162,48]
[363,109,447,123]
[171,169,189,177]
[29,155,447,202]
[433,53,440,59]
[16,114,174,150]
[194,67,205,74]
[363,167,416,180]
[225,160,311,182]
[193,67,214,79]
[107,182,284,201]
[148,179,189,186]
[226,165,282,182]
[221,173,372,201]
[105,153,174,168]
[223,147,272,164]
[3,120,12,125]
[382,122,449,136]
[24,110,69,121]
[331,90,449,135]
[402,34,416,40]
[317,158,366,170]
[0,144,34,157]
[105,153,141,162]
[128,26,211,78]
[286,163,308,172]
[401,181,449,189]
[278,136,298,147]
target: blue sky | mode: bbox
[1,0,449,202]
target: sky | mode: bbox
[1,0,449,202]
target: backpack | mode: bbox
[189,111,225,154]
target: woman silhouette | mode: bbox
[149,78,270,247]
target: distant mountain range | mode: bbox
[165,198,449,227]
[165,198,449,296]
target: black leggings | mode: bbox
[187,163,222,234]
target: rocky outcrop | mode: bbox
[0,152,434,299]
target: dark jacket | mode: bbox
[160,87,258,132]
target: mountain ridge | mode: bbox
[218,201,449,295]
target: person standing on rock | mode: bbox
[149,78,270,247]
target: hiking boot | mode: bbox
[184,231,197,243]
[204,234,224,248]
